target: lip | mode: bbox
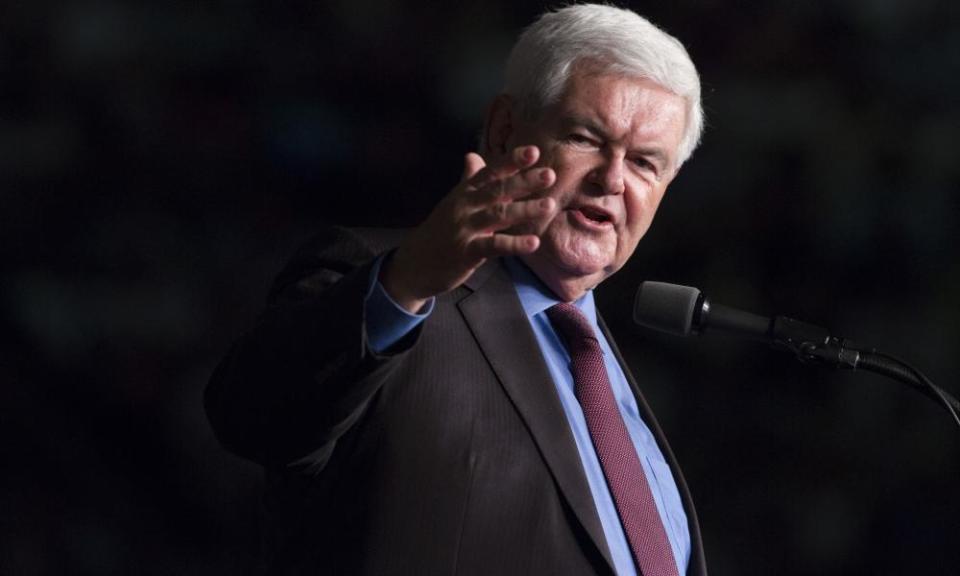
[568,204,616,231]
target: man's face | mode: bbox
[505,68,687,300]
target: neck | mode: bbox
[518,257,597,303]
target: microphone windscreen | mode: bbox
[633,281,701,336]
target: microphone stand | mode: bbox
[766,319,960,429]
[634,283,960,430]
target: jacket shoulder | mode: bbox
[268,226,407,304]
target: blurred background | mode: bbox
[2,0,958,574]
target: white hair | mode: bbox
[503,4,704,166]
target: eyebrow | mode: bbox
[560,115,608,140]
[560,115,672,172]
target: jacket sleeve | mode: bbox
[204,226,416,467]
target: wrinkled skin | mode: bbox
[383,66,687,309]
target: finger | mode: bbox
[467,145,540,189]
[466,233,541,260]
[467,197,556,232]
[476,166,555,204]
[511,145,539,167]
[462,152,486,180]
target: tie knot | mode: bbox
[546,302,598,349]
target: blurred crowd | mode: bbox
[2,1,958,574]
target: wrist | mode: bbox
[380,250,431,314]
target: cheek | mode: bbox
[623,185,666,240]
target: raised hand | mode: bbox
[381,145,557,313]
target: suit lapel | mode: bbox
[459,261,616,573]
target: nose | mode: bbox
[588,154,625,195]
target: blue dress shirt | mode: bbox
[365,256,689,575]
[364,255,435,352]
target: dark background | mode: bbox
[3,1,958,574]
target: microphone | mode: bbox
[633,281,777,338]
[632,281,848,361]
[632,281,960,427]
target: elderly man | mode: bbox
[207,4,706,575]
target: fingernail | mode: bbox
[524,147,536,161]
[540,169,552,184]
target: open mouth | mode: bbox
[575,205,613,225]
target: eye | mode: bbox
[566,133,599,147]
[629,156,657,173]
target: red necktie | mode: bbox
[547,303,679,576]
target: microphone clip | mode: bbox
[767,316,863,369]
[793,337,863,370]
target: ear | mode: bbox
[481,94,515,159]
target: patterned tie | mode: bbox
[547,303,679,576]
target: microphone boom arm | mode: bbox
[633,281,960,430]
[796,336,960,426]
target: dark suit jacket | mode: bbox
[206,226,707,575]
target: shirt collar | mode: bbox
[503,257,598,326]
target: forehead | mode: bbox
[549,68,687,154]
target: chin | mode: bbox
[524,227,625,295]
[529,248,614,293]
[549,237,617,276]
[553,255,610,279]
